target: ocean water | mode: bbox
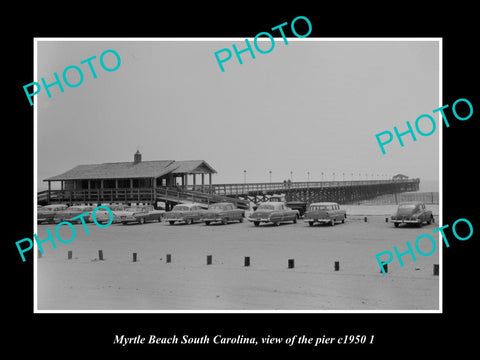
[419,178,440,192]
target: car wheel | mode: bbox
[205,221,210,226]
[394,223,399,228]
[308,221,313,226]
[169,221,175,225]
[292,217,297,224]
[186,218,193,225]
[330,219,335,226]
[239,217,243,223]
[273,221,280,226]
[222,218,228,225]
[254,221,260,227]
[342,216,345,223]
[122,221,128,225]
[139,217,145,225]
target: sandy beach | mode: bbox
[36,204,440,311]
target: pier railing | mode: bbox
[192,179,420,196]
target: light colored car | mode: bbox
[248,202,299,226]
[304,202,346,226]
[115,205,165,225]
[88,204,128,224]
[37,204,69,224]
[202,202,244,225]
[54,205,96,224]
[163,203,206,225]
[391,202,434,227]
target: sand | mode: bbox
[36,205,440,311]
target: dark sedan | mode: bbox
[391,202,434,227]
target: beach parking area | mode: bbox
[36,205,440,311]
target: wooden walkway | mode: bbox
[38,179,420,210]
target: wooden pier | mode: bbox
[38,179,420,210]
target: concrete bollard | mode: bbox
[334,261,339,271]
[133,253,137,262]
[433,264,439,276]
[288,259,295,269]
[364,217,368,222]
[166,254,171,263]
[244,256,250,267]
[67,250,72,260]
[207,255,212,265]
[98,250,104,261]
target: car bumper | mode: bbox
[391,219,420,224]
[37,217,54,223]
[119,215,138,222]
[304,218,330,223]
[90,216,118,223]
[248,217,271,223]
[164,217,187,222]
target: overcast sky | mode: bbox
[36,39,440,191]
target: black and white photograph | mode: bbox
[34,39,440,311]
[7,6,478,356]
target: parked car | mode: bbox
[268,194,306,217]
[88,204,128,224]
[37,204,69,224]
[391,202,434,227]
[304,202,346,226]
[202,202,244,225]
[248,202,299,226]
[163,203,206,225]
[54,205,96,224]
[115,205,164,225]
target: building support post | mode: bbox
[153,177,157,206]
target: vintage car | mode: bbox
[115,205,165,225]
[37,204,69,224]
[268,194,306,217]
[163,203,206,225]
[391,202,434,227]
[304,202,346,226]
[87,204,128,224]
[202,202,245,225]
[248,202,299,226]
[54,205,96,224]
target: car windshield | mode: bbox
[398,204,417,210]
[210,204,227,210]
[173,206,190,211]
[126,207,144,212]
[111,205,126,211]
[257,204,275,210]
